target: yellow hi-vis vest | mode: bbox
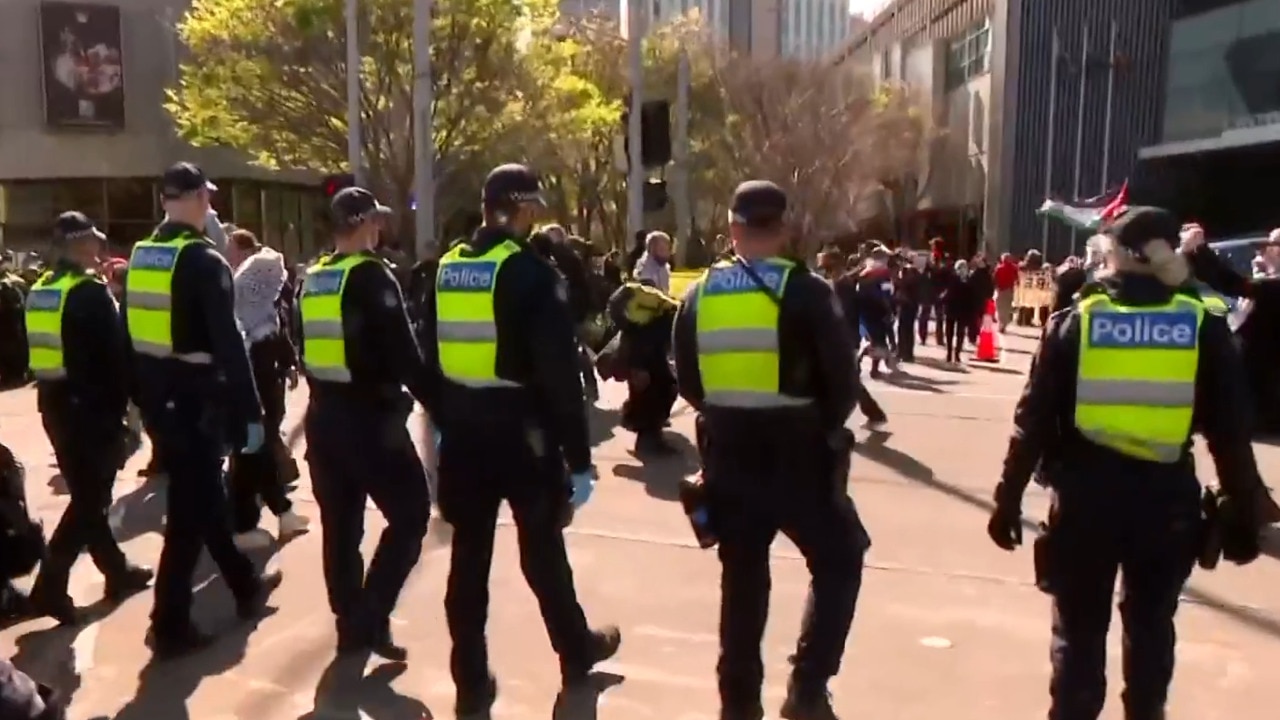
[1075,294,1204,463]
[695,258,809,408]
[25,271,94,381]
[434,240,522,388]
[125,234,202,358]
[299,254,378,383]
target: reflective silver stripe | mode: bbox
[26,331,61,350]
[307,366,353,383]
[446,376,523,389]
[698,327,777,353]
[1076,379,1195,407]
[128,291,171,310]
[704,391,813,408]
[133,343,214,365]
[176,352,214,364]
[438,321,498,342]
[32,368,67,380]
[303,319,344,339]
[1078,428,1183,463]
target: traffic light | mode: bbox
[621,100,673,169]
[321,172,356,198]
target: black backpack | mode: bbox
[0,443,43,580]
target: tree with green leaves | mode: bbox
[167,0,593,240]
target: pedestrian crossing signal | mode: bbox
[321,173,356,198]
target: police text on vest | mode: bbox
[704,265,784,295]
[1088,311,1198,349]
[438,262,498,292]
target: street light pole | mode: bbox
[344,0,364,185]
[626,0,645,253]
[413,0,436,259]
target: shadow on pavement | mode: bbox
[853,434,1280,640]
[7,601,115,710]
[552,671,625,720]
[966,362,1026,375]
[108,592,277,720]
[588,405,622,448]
[111,473,168,543]
[880,371,954,394]
[297,656,429,720]
[1261,526,1280,560]
[610,432,699,501]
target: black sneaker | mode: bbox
[561,625,622,686]
[455,674,498,718]
[367,626,409,663]
[104,566,155,603]
[148,624,215,659]
[29,591,83,627]
[633,433,678,457]
[719,703,765,720]
[235,570,283,621]
[780,679,839,720]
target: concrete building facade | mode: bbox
[835,0,1183,257]
[0,0,317,252]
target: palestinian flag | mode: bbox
[1037,181,1129,232]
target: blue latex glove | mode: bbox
[242,422,265,454]
[568,469,597,509]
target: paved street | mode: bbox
[3,329,1280,719]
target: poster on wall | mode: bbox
[38,2,125,129]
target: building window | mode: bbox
[945,19,991,91]
[879,48,892,80]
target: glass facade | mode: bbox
[1163,0,1280,143]
[945,20,991,92]
[0,178,324,258]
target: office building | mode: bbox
[618,0,860,61]
[0,0,318,253]
[1133,0,1280,238]
[831,0,1263,257]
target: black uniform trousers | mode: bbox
[229,338,291,532]
[304,394,429,637]
[148,393,259,635]
[32,400,130,599]
[1041,468,1200,720]
[896,303,918,361]
[706,437,869,711]
[436,427,593,688]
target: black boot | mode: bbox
[561,625,622,686]
[780,678,839,720]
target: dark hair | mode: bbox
[229,229,260,251]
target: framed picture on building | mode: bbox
[38,2,125,129]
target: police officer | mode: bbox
[298,186,431,661]
[24,212,153,624]
[420,164,619,716]
[124,162,277,657]
[987,206,1280,720]
[671,180,869,720]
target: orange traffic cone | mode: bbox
[973,297,1001,363]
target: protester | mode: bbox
[225,229,308,547]
[941,259,976,365]
[634,231,673,293]
[993,253,1019,331]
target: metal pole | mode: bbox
[626,0,645,255]
[1070,23,1090,257]
[674,50,691,266]
[413,0,436,259]
[344,0,364,185]
[1099,19,1117,195]
[1040,28,1059,256]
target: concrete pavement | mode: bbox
[2,329,1280,719]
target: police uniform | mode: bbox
[989,207,1279,720]
[671,181,870,720]
[23,213,152,624]
[298,186,431,661]
[124,162,275,656]
[419,164,618,715]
